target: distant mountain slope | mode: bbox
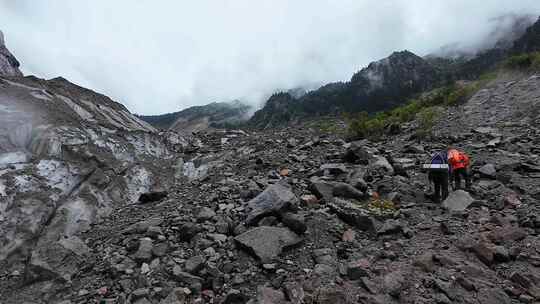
[139,100,251,133]
[249,50,442,129]
[425,15,539,81]
[512,16,540,53]
[248,16,540,129]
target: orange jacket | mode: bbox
[448,149,470,171]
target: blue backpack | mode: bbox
[430,151,448,165]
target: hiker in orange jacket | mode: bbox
[447,148,471,190]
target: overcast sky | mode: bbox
[1,1,540,115]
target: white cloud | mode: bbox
[1,0,540,114]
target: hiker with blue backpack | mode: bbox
[425,148,472,204]
[427,150,450,204]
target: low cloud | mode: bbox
[1,1,540,114]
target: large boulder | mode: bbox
[343,141,377,164]
[309,178,335,203]
[479,164,497,178]
[27,236,92,282]
[245,181,297,225]
[332,182,366,201]
[328,198,381,232]
[369,156,395,176]
[254,286,288,304]
[234,227,302,263]
[442,190,474,212]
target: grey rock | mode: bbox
[160,287,189,304]
[328,198,380,232]
[402,144,424,154]
[133,298,152,304]
[369,156,395,176]
[434,279,458,301]
[283,282,305,304]
[377,219,403,235]
[477,288,511,304]
[281,212,307,234]
[479,164,497,178]
[27,236,92,282]
[245,181,297,225]
[258,216,278,226]
[197,207,216,221]
[222,290,249,304]
[392,158,416,173]
[132,288,149,299]
[343,141,377,164]
[472,242,495,266]
[124,218,164,234]
[315,286,348,304]
[309,178,335,203]
[171,266,203,286]
[383,271,406,297]
[235,227,302,263]
[313,264,336,277]
[152,242,169,257]
[349,177,368,192]
[134,238,154,262]
[319,163,348,176]
[146,226,163,237]
[442,190,474,212]
[332,182,366,200]
[347,259,370,279]
[255,286,288,304]
[185,255,205,274]
[413,252,435,272]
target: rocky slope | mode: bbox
[2,68,538,304]
[139,100,251,133]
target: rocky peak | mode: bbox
[0,30,23,77]
[351,50,439,93]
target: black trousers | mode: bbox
[429,171,449,204]
[453,168,471,190]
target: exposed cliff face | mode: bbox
[0,34,197,286]
[0,30,22,77]
[0,74,178,269]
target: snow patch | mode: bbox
[13,175,39,193]
[0,151,30,167]
[0,179,6,196]
[37,160,79,194]
[126,166,153,203]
